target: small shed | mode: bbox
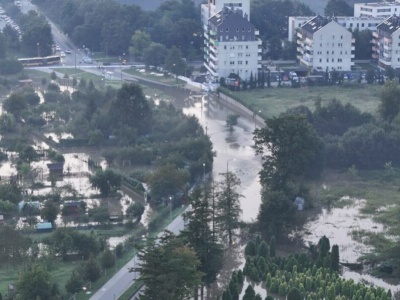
[62,201,81,215]
[18,79,33,87]
[294,197,305,211]
[36,222,53,232]
[47,162,64,177]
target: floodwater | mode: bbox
[182,94,262,222]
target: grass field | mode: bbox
[228,83,383,119]
[125,68,185,86]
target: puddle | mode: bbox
[44,132,74,143]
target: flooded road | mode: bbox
[183,94,262,222]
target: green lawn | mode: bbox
[227,84,383,119]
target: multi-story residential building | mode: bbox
[288,16,384,42]
[354,2,400,18]
[203,7,262,81]
[373,15,400,69]
[202,0,261,81]
[297,15,355,71]
[201,0,250,26]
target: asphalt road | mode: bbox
[89,210,188,300]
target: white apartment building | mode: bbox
[297,16,355,71]
[373,15,400,69]
[288,16,384,42]
[203,7,262,80]
[201,0,250,26]
[354,2,400,18]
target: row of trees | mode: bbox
[132,171,244,299]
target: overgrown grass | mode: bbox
[124,68,186,86]
[226,84,383,119]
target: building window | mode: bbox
[246,53,251,57]
[230,61,235,65]
[245,61,248,65]
[332,58,334,62]
[338,58,342,62]
[248,27,251,32]
[332,51,334,54]
[236,28,239,32]
[238,53,243,57]
[327,58,329,62]
[224,45,227,49]
[362,23,365,27]
[246,45,248,49]
[327,51,329,54]
[332,35,335,39]
[226,28,229,32]
[242,35,245,40]
[238,61,242,65]
[230,46,235,50]
[320,43,322,47]
[320,58,322,62]
[350,23,353,27]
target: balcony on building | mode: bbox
[297,32,303,39]
[352,38,355,43]
[372,53,379,59]
[372,31,378,38]
[351,46,355,51]
[299,57,313,66]
[255,30,259,35]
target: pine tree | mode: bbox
[243,284,256,300]
[215,172,243,246]
[181,185,224,297]
[331,244,340,272]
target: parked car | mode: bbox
[65,50,71,54]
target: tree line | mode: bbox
[218,236,392,300]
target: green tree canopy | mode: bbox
[131,232,202,300]
[16,265,52,300]
[324,0,353,16]
[146,163,188,206]
[254,114,324,189]
[89,169,122,197]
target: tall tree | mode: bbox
[146,163,188,206]
[215,172,243,246]
[181,186,224,298]
[129,30,152,61]
[165,46,187,76]
[143,42,167,68]
[16,265,52,300]
[254,114,324,189]
[40,200,60,226]
[324,0,353,16]
[89,169,122,197]
[378,81,400,123]
[131,232,202,300]
[109,83,152,135]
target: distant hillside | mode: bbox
[115,0,204,11]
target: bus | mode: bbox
[18,55,61,67]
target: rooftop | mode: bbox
[377,15,400,33]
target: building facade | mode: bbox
[373,15,400,69]
[202,0,261,81]
[201,0,250,26]
[297,16,355,71]
[289,16,384,42]
[354,2,400,18]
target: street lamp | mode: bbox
[226,158,235,173]
[169,196,173,221]
[203,163,206,181]
[253,110,262,129]
[37,42,40,57]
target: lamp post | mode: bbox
[226,158,235,173]
[253,110,262,129]
[37,42,40,57]
[169,196,173,221]
[203,163,206,182]
[74,51,77,69]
